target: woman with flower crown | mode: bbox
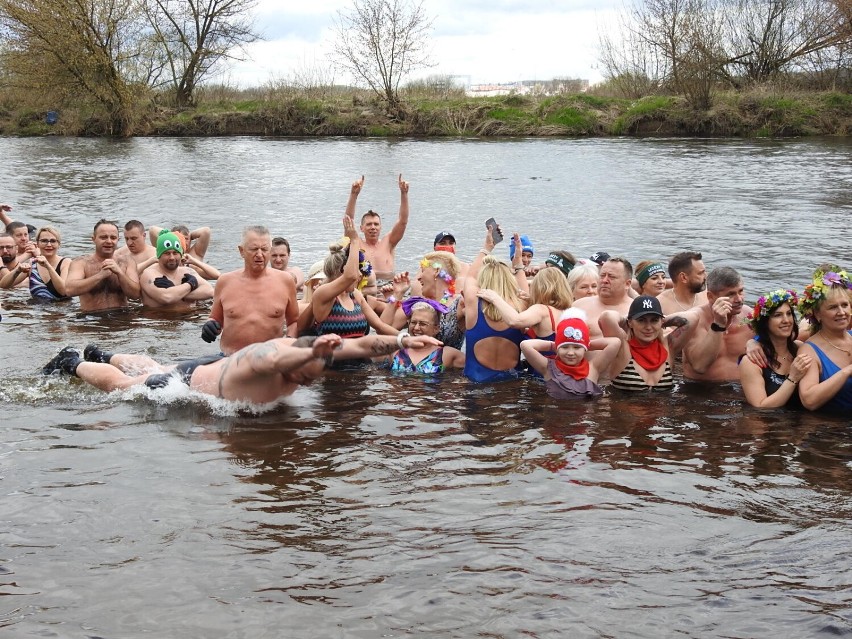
[379,250,465,349]
[739,289,812,408]
[299,217,399,344]
[797,270,852,413]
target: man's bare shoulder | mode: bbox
[572,296,598,310]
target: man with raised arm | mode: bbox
[140,230,213,309]
[658,251,709,315]
[344,174,409,288]
[200,225,298,354]
[572,257,635,340]
[65,219,141,312]
[680,266,754,382]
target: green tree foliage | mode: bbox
[0,0,154,135]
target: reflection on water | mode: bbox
[1,137,851,636]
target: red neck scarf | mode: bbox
[628,338,668,371]
[553,357,590,380]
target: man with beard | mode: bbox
[140,230,213,309]
[65,219,141,312]
[344,174,410,289]
[658,251,708,315]
[0,233,17,273]
[572,257,634,340]
[200,225,299,354]
[679,266,754,381]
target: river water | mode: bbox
[0,136,851,637]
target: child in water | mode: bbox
[521,309,620,399]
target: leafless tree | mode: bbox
[331,0,434,114]
[144,0,259,107]
[600,0,852,104]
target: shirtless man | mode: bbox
[680,266,753,382]
[201,225,298,354]
[5,221,37,284]
[270,237,305,293]
[43,332,441,403]
[115,220,156,271]
[0,233,17,276]
[140,230,213,309]
[658,251,708,315]
[344,174,409,287]
[65,219,141,312]
[573,257,634,339]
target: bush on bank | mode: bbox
[0,84,850,138]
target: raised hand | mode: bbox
[343,215,358,241]
[711,296,732,327]
[351,175,365,196]
[398,174,409,194]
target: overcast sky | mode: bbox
[225,0,621,88]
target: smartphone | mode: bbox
[484,217,503,245]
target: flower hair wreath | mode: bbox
[798,270,852,325]
[420,258,456,305]
[744,289,798,333]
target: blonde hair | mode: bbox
[530,267,573,310]
[477,255,523,322]
[323,243,348,279]
[566,262,599,295]
[37,226,62,244]
[421,251,462,280]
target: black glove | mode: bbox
[181,272,199,291]
[154,275,174,289]
[201,319,221,343]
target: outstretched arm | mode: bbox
[311,217,362,324]
[337,333,442,361]
[386,174,409,248]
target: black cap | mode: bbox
[434,231,456,246]
[628,295,664,319]
[589,251,611,265]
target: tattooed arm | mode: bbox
[335,334,443,361]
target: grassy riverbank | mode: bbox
[3,85,852,138]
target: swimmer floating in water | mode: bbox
[43,333,442,404]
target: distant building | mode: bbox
[467,78,589,97]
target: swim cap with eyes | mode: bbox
[157,230,185,258]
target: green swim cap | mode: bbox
[157,230,184,258]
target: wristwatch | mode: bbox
[710,322,726,332]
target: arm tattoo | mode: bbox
[370,340,399,357]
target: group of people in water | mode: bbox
[2,175,850,414]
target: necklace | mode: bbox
[823,335,852,356]
[673,290,696,311]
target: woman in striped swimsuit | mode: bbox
[305,217,398,343]
[599,295,695,392]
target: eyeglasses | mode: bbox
[408,320,435,329]
[38,239,59,244]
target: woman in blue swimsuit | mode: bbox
[797,270,852,413]
[462,229,530,383]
